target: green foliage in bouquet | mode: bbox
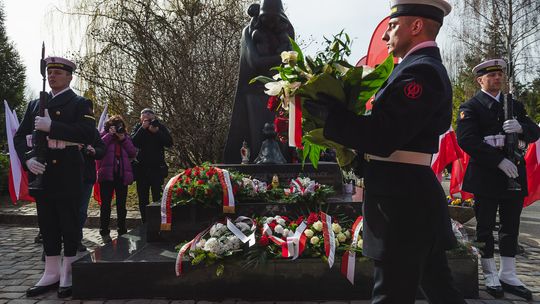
[251,31,394,169]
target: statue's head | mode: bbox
[259,0,288,31]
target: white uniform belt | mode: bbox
[364,150,432,167]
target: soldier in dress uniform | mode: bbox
[456,59,540,300]
[13,56,95,298]
[306,0,466,303]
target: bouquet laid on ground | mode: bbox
[447,196,475,207]
[283,177,334,205]
[175,217,257,276]
[251,31,394,168]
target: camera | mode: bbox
[112,122,126,134]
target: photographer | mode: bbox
[131,108,173,223]
[97,115,136,242]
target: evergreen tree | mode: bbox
[0,1,26,150]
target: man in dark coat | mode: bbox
[131,108,173,223]
[309,1,465,302]
[456,59,540,300]
[78,127,106,251]
[223,0,294,163]
[13,56,95,298]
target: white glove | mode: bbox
[34,109,52,132]
[503,119,523,134]
[26,157,46,175]
[498,158,519,179]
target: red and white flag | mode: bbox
[432,127,462,181]
[4,100,34,203]
[449,152,474,200]
[524,124,540,207]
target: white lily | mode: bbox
[264,81,285,96]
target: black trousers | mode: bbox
[35,194,79,257]
[136,176,163,223]
[474,195,523,258]
[99,178,128,235]
[371,243,465,304]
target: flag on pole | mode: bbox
[4,100,34,203]
[524,123,540,207]
[449,153,474,200]
[94,103,109,204]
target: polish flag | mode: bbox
[432,127,462,180]
[4,100,34,203]
[524,124,540,207]
[449,153,474,200]
[93,103,109,204]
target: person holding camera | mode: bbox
[131,108,173,223]
[97,115,137,242]
[78,128,105,251]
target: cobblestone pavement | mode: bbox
[1,199,539,303]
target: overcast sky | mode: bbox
[3,0,452,98]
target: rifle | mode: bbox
[503,81,522,191]
[28,42,48,191]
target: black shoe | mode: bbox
[26,281,59,297]
[485,285,504,298]
[77,242,87,252]
[501,281,532,300]
[101,234,112,243]
[57,286,72,298]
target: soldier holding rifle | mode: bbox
[456,59,540,300]
[13,52,95,298]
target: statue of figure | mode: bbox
[254,123,287,164]
[240,141,250,164]
[223,0,294,163]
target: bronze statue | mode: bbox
[223,0,294,163]
[254,123,286,164]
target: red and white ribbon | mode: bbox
[217,168,235,214]
[262,221,307,259]
[226,216,256,247]
[341,216,363,284]
[160,173,184,231]
[320,212,336,268]
[175,226,211,276]
[288,95,303,148]
[282,221,307,260]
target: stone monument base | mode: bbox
[73,226,478,300]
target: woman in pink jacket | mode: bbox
[98,115,137,242]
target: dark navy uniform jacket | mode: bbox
[323,46,456,260]
[456,91,540,199]
[13,89,96,199]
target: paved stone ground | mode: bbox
[1,197,539,303]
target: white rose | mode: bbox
[312,221,323,232]
[337,233,347,243]
[282,228,290,237]
[304,229,314,238]
[265,217,274,224]
[344,230,351,239]
[335,238,339,246]
[332,223,342,234]
[310,236,320,245]
[357,239,363,248]
[274,224,284,234]
[276,218,286,226]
